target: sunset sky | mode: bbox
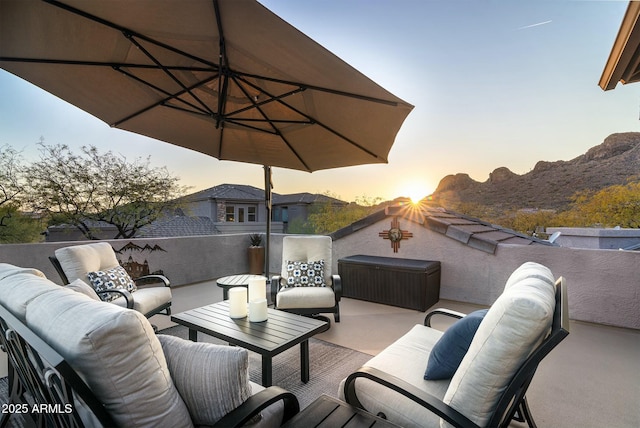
[1,0,638,203]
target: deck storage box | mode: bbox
[338,255,440,311]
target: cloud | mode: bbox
[517,20,552,30]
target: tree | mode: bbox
[26,143,190,239]
[305,194,382,234]
[558,181,640,228]
[0,145,43,243]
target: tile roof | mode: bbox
[331,204,554,254]
[272,192,347,205]
[137,215,218,238]
[186,183,274,201]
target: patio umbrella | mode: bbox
[0,0,414,271]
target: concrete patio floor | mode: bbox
[151,280,640,428]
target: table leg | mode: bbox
[188,329,197,342]
[300,339,309,383]
[222,287,229,300]
[262,356,272,387]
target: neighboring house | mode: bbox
[46,220,118,242]
[272,192,347,231]
[44,184,348,241]
[182,184,347,234]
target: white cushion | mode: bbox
[0,268,59,320]
[281,236,333,285]
[276,286,335,309]
[26,288,193,427]
[157,335,251,426]
[65,278,101,301]
[442,273,556,428]
[0,263,46,281]
[504,261,554,290]
[55,242,119,284]
[338,324,449,428]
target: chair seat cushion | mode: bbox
[424,309,488,380]
[110,286,172,315]
[276,285,335,309]
[25,288,192,427]
[338,324,450,428]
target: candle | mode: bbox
[228,287,247,318]
[248,277,266,303]
[249,298,268,322]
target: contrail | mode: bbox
[518,20,552,30]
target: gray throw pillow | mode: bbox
[157,334,252,425]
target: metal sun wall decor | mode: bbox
[379,217,413,252]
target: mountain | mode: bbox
[429,132,640,210]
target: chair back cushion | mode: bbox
[281,236,333,285]
[504,261,555,290]
[54,242,120,284]
[26,287,193,427]
[442,263,556,428]
[0,264,55,321]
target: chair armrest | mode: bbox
[134,274,170,287]
[424,308,466,327]
[98,288,134,309]
[331,274,342,300]
[213,386,299,427]
[344,366,479,428]
[270,276,282,306]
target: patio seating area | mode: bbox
[149,278,640,428]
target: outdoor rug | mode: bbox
[158,325,373,409]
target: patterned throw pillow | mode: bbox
[285,260,325,287]
[87,265,137,302]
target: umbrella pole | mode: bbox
[264,165,272,277]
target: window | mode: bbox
[248,206,256,222]
[225,205,235,222]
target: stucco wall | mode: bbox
[1,226,638,331]
[0,234,284,287]
[332,218,640,330]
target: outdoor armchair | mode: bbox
[271,235,341,322]
[49,242,172,318]
[341,262,570,428]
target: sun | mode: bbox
[404,183,431,205]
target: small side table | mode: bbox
[282,394,400,428]
[216,274,267,300]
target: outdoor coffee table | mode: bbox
[171,301,329,387]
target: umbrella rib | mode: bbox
[0,57,212,72]
[112,74,220,127]
[230,75,311,170]
[113,68,218,121]
[237,76,383,161]
[234,69,402,107]
[124,34,215,117]
[44,0,219,70]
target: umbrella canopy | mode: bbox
[0,0,413,172]
[0,0,413,273]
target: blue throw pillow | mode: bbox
[424,309,489,380]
